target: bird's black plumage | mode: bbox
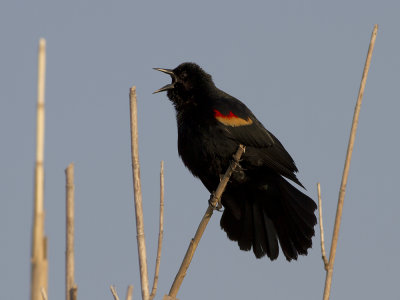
[154,62,317,261]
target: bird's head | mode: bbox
[153,62,215,105]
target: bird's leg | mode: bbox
[231,160,247,183]
[209,154,244,212]
[208,192,223,211]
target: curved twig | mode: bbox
[166,145,246,299]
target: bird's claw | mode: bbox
[230,156,242,171]
[209,193,223,211]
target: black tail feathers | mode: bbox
[220,177,317,261]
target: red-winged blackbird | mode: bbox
[154,62,317,261]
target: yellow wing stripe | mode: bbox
[214,109,253,127]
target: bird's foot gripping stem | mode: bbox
[209,193,223,211]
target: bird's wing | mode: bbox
[212,95,275,148]
[212,94,301,184]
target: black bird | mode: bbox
[154,62,317,261]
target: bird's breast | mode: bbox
[177,118,237,190]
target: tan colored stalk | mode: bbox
[110,286,120,300]
[70,287,77,300]
[126,285,134,300]
[322,24,378,300]
[66,163,77,300]
[129,86,150,300]
[166,145,246,299]
[317,183,328,269]
[31,38,48,300]
[150,161,165,300]
[40,288,48,300]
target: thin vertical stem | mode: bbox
[125,285,134,300]
[317,183,328,269]
[322,24,378,300]
[129,86,150,300]
[31,38,48,300]
[66,163,76,300]
[150,161,165,300]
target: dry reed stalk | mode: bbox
[166,145,245,299]
[66,163,77,300]
[126,285,134,300]
[321,24,378,300]
[317,183,328,269]
[150,161,165,300]
[40,287,48,300]
[31,38,48,300]
[129,86,150,300]
[70,286,77,300]
[110,286,121,300]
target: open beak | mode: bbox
[153,68,176,94]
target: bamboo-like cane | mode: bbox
[149,161,165,300]
[66,163,77,300]
[321,24,378,300]
[129,86,150,300]
[31,38,48,300]
[166,145,245,300]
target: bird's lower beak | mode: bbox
[153,83,175,94]
[153,68,176,94]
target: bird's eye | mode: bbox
[181,72,188,81]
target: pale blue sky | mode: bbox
[1,1,399,299]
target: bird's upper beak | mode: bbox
[153,68,176,94]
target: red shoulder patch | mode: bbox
[213,109,253,127]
